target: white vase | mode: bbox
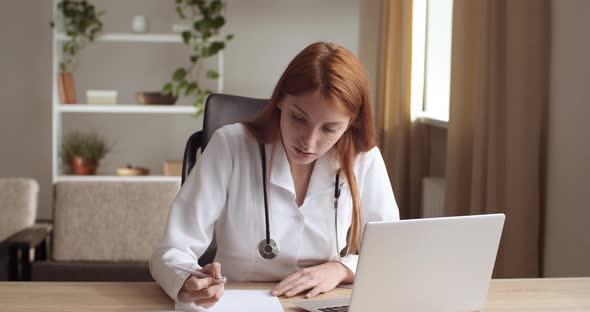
[132,15,148,33]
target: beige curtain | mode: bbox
[377,0,427,220]
[446,0,550,277]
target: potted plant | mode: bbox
[51,0,104,104]
[60,131,111,175]
[161,0,234,116]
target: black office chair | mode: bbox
[181,93,268,266]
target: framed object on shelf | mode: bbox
[163,160,182,177]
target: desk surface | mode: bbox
[0,278,589,311]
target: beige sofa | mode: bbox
[32,180,179,281]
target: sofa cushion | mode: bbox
[53,181,180,261]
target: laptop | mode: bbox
[295,213,505,312]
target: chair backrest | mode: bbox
[52,181,180,262]
[182,93,268,184]
[0,178,38,241]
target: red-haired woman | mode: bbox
[150,42,399,309]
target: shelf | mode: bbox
[56,175,181,182]
[58,104,197,114]
[56,32,182,43]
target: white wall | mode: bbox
[0,0,381,220]
[0,1,53,220]
[544,0,590,277]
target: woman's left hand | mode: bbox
[271,261,354,299]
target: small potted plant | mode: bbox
[60,131,111,175]
[51,0,104,104]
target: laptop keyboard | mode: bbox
[318,305,349,312]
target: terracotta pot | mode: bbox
[71,156,98,175]
[58,72,77,104]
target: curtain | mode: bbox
[445,0,550,277]
[377,0,428,220]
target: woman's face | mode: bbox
[279,90,351,165]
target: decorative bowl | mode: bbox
[116,165,150,176]
[136,92,177,105]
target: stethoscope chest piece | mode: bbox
[258,238,279,260]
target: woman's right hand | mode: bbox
[178,262,225,308]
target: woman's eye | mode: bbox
[292,114,306,124]
[323,127,337,133]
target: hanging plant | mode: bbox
[162,0,234,117]
[50,0,104,104]
[51,0,105,73]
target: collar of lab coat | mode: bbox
[267,140,342,198]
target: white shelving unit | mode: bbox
[55,175,182,183]
[58,104,198,114]
[56,32,182,43]
[51,2,223,183]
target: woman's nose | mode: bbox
[299,128,319,150]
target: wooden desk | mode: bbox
[0,278,588,311]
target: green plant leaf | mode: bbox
[192,103,204,117]
[202,31,212,42]
[161,82,173,95]
[208,41,225,55]
[181,31,191,44]
[173,68,187,81]
[226,34,234,41]
[194,90,208,113]
[176,6,185,19]
[206,70,219,79]
[185,82,198,96]
[211,16,225,28]
[198,18,212,34]
[193,20,201,32]
[190,55,199,63]
[210,0,222,13]
[176,80,188,94]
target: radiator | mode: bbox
[422,177,446,218]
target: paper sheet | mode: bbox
[175,289,284,312]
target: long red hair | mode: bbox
[243,42,376,255]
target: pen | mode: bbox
[169,263,227,284]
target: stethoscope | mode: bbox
[257,144,347,261]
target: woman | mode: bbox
[150,42,399,308]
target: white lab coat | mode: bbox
[150,123,399,301]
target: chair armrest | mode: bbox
[4,223,52,281]
[5,223,52,249]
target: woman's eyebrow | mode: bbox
[292,104,310,118]
[324,121,345,127]
[292,104,346,126]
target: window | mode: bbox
[411,0,454,124]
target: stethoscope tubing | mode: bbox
[260,144,271,245]
[258,143,344,260]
